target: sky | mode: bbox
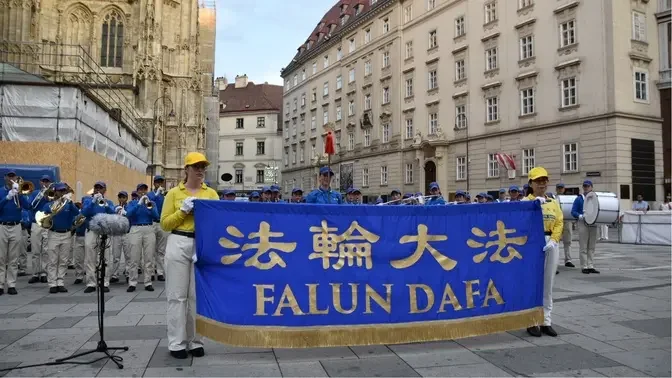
[215,0,334,86]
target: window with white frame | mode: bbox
[284,148,289,165]
[293,74,298,86]
[428,69,438,89]
[561,77,577,107]
[382,51,390,67]
[405,78,414,97]
[519,35,534,60]
[429,112,438,134]
[382,18,389,33]
[382,123,390,143]
[382,87,390,104]
[455,59,465,80]
[559,20,576,47]
[292,147,296,164]
[348,68,356,83]
[323,82,329,96]
[456,156,467,180]
[405,118,414,139]
[256,140,266,155]
[312,62,317,74]
[301,95,306,107]
[235,141,243,155]
[364,29,371,44]
[364,94,371,110]
[323,106,329,125]
[486,96,499,122]
[311,114,316,129]
[563,143,578,172]
[487,153,499,178]
[299,144,305,162]
[455,16,465,37]
[336,105,342,121]
[634,70,649,101]
[337,47,343,61]
[632,11,646,42]
[362,167,369,187]
[311,90,317,102]
[405,163,413,184]
[404,5,413,23]
[427,0,436,10]
[311,142,316,158]
[522,148,535,175]
[380,166,388,184]
[336,75,342,90]
[349,38,356,53]
[455,105,467,129]
[324,55,329,68]
[428,30,437,49]
[485,47,498,70]
[301,69,306,81]
[257,116,266,128]
[485,1,497,24]
[348,132,355,150]
[348,100,355,115]
[235,169,243,184]
[363,128,371,146]
[364,60,372,76]
[292,99,297,111]
[518,0,533,9]
[520,88,535,115]
[405,41,413,59]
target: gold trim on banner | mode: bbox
[196,307,543,348]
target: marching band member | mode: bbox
[28,175,52,284]
[19,208,31,276]
[72,201,86,285]
[486,194,495,203]
[555,183,575,268]
[509,186,522,201]
[161,152,219,359]
[347,188,362,204]
[270,184,282,202]
[42,183,78,294]
[425,182,446,205]
[222,189,236,201]
[126,183,159,292]
[148,176,168,282]
[475,193,487,203]
[389,189,402,204]
[260,187,272,202]
[496,189,507,202]
[375,196,383,205]
[523,167,562,338]
[248,191,260,202]
[82,181,115,293]
[0,170,30,295]
[571,180,600,275]
[110,191,130,284]
[452,190,467,204]
[305,167,343,204]
[290,188,304,203]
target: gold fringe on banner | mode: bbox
[196,307,543,348]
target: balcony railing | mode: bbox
[0,41,147,145]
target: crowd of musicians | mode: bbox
[0,151,663,358]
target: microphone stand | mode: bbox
[54,234,129,369]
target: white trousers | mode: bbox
[72,235,85,280]
[84,230,111,287]
[599,224,609,240]
[111,234,130,278]
[19,228,28,272]
[46,231,72,287]
[30,222,47,277]
[154,223,168,275]
[561,221,573,263]
[578,221,598,269]
[166,234,202,352]
[0,224,21,289]
[543,236,559,326]
[128,225,156,287]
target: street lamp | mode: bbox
[455,113,470,192]
[151,96,175,177]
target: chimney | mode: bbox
[215,76,228,91]
[234,74,248,88]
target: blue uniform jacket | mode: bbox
[21,209,31,229]
[42,199,79,231]
[0,186,31,222]
[81,196,115,230]
[571,195,584,219]
[125,199,160,226]
[305,188,343,204]
[425,197,446,206]
[146,191,164,219]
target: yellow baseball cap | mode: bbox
[528,167,549,181]
[184,152,209,167]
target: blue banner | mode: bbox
[194,201,546,348]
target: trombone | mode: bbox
[377,194,441,205]
[31,182,54,209]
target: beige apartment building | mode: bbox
[280,0,664,206]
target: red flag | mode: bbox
[325,131,335,155]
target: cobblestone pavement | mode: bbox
[0,240,669,377]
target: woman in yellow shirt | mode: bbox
[161,152,219,359]
[523,166,563,338]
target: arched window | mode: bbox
[100,11,123,67]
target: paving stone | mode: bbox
[144,364,282,377]
[9,304,75,314]
[0,318,50,331]
[588,296,617,304]
[137,314,166,326]
[198,352,276,366]
[614,318,671,338]
[88,325,166,342]
[0,362,20,378]
[194,338,271,354]
[474,344,621,375]
[0,330,32,345]
[96,367,145,377]
[592,365,651,377]
[415,363,513,377]
[28,296,100,305]
[146,346,192,368]
[601,348,671,377]
[38,316,86,329]
[558,334,626,353]
[2,363,101,378]
[88,310,121,317]
[606,336,671,351]
[554,316,658,341]
[0,313,34,319]
[278,361,328,377]
[130,297,165,303]
[531,368,607,377]
[74,315,142,328]
[390,341,486,368]
[0,329,97,365]
[116,302,166,315]
[348,345,394,358]
[99,339,160,370]
[456,332,534,351]
[320,355,420,377]
[274,346,357,362]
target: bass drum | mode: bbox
[557,195,579,221]
[583,191,620,225]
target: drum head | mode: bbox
[584,192,599,225]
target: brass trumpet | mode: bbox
[141,196,153,209]
[21,180,34,195]
[10,177,25,208]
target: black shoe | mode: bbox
[151,275,155,281]
[74,279,83,285]
[84,286,96,293]
[110,277,119,284]
[127,286,136,292]
[526,326,542,337]
[556,270,559,275]
[589,268,600,274]
[0,289,4,295]
[565,261,575,268]
[170,350,189,359]
[126,276,129,284]
[541,326,558,337]
[138,268,142,274]
[18,271,27,277]
[57,286,68,293]
[189,347,205,357]
[582,269,591,274]
[145,285,154,292]
[68,265,75,270]
[7,287,17,295]
[49,287,58,294]
[28,276,40,284]
[103,287,110,293]
[157,275,165,281]
[40,276,47,283]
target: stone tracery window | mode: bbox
[100,11,124,67]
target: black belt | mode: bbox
[544,231,552,236]
[134,223,153,226]
[51,229,70,233]
[0,221,19,226]
[172,230,195,238]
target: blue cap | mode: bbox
[94,181,106,188]
[271,187,280,193]
[455,190,466,196]
[486,194,494,200]
[476,192,486,198]
[509,185,520,192]
[118,191,128,197]
[583,180,593,186]
[249,191,260,198]
[131,191,138,197]
[262,186,272,193]
[499,188,506,193]
[4,170,16,176]
[40,175,52,182]
[390,188,401,195]
[523,184,529,190]
[153,175,164,182]
[319,166,334,176]
[54,183,67,191]
[136,183,148,190]
[223,189,235,195]
[375,197,383,204]
[403,193,413,199]
[292,188,303,194]
[556,182,565,188]
[429,182,439,190]
[415,192,423,196]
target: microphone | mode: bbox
[89,214,130,236]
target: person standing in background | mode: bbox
[555,183,574,268]
[148,176,168,282]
